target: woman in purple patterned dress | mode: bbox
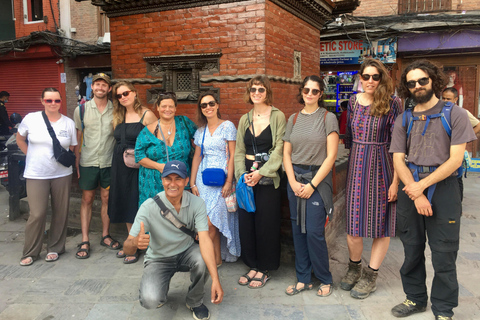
[341,58,402,299]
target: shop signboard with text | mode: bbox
[320,38,397,65]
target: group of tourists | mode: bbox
[14,57,476,320]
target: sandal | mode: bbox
[116,250,126,258]
[100,235,122,250]
[285,282,314,296]
[248,271,270,289]
[238,269,257,286]
[316,283,333,297]
[123,251,139,264]
[75,241,90,259]
[20,257,34,266]
[45,252,59,262]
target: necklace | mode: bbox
[302,107,320,115]
[254,109,271,117]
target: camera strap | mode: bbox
[247,113,259,156]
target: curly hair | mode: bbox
[243,75,273,105]
[112,81,144,129]
[397,59,448,100]
[359,58,393,117]
[296,75,325,108]
[196,91,221,127]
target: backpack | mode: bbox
[402,101,467,178]
[402,101,466,203]
[79,103,86,149]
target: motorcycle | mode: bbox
[0,113,24,189]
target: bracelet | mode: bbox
[191,185,197,188]
[309,181,316,189]
[226,180,232,183]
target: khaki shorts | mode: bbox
[79,166,111,190]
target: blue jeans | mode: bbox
[139,243,208,309]
[287,165,332,285]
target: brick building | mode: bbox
[324,0,480,155]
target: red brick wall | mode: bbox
[344,0,480,17]
[109,0,320,125]
[14,0,58,38]
[70,0,100,44]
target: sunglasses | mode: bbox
[302,88,321,95]
[361,74,381,81]
[200,101,216,109]
[249,87,266,93]
[406,77,430,89]
[44,99,62,104]
[115,90,132,100]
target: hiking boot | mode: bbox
[186,303,210,320]
[435,316,453,320]
[350,267,378,299]
[391,299,426,317]
[340,261,362,291]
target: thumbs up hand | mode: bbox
[136,221,150,250]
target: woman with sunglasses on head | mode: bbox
[17,88,77,266]
[190,91,240,266]
[108,81,157,264]
[234,75,286,289]
[135,92,197,207]
[283,75,339,297]
[341,58,402,299]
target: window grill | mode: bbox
[398,0,452,14]
[176,72,192,91]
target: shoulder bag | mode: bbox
[41,111,76,168]
[121,123,140,169]
[200,126,226,186]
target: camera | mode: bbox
[255,153,269,163]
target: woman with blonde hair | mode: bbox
[341,58,402,298]
[108,81,157,264]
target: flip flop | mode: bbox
[45,252,59,262]
[123,251,139,264]
[100,235,122,250]
[248,271,270,289]
[285,282,314,296]
[75,241,90,259]
[20,257,34,266]
[317,283,334,297]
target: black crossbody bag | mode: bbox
[41,111,76,168]
[152,195,198,242]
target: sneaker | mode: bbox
[340,261,362,291]
[435,316,453,320]
[350,267,378,299]
[186,303,210,320]
[391,299,426,317]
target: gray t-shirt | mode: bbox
[129,191,208,260]
[283,108,339,166]
[390,100,477,169]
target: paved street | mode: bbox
[0,174,479,320]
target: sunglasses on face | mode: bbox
[406,77,430,89]
[249,87,266,93]
[115,90,132,100]
[361,74,381,81]
[44,99,62,104]
[200,101,216,109]
[302,88,321,95]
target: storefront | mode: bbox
[398,30,480,157]
[320,38,398,114]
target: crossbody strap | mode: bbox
[41,111,62,150]
[152,195,196,240]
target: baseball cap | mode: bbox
[162,160,188,179]
[92,73,111,86]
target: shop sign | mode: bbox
[321,38,397,65]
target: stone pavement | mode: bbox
[1,175,479,320]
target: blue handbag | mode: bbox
[200,126,226,186]
[236,173,256,213]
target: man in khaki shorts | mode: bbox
[74,73,120,258]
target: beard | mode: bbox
[411,87,434,104]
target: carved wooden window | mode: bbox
[144,53,222,103]
[398,0,452,14]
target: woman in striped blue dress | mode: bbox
[341,58,402,299]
